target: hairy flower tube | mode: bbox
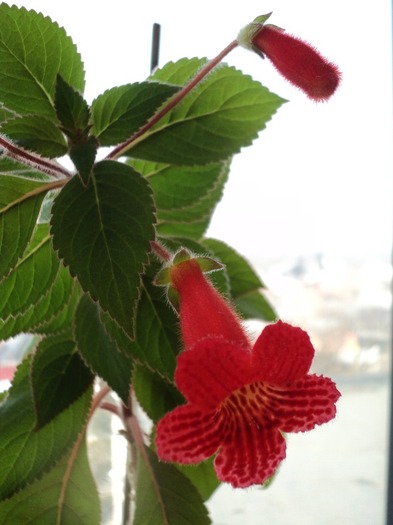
[155,257,340,488]
[238,14,341,101]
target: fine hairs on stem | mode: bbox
[106,39,239,160]
[0,134,72,180]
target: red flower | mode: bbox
[155,258,340,488]
[238,15,341,101]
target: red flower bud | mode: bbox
[238,15,341,101]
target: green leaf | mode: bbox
[0,438,100,525]
[150,57,207,86]
[0,4,85,119]
[55,75,90,139]
[0,157,51,181]
[125,59,285,165]
[0,226,59,321]
[0,355,93,500]
[0,115,68,157]
[0,262,80,340]
[51,160,156,337]
[0,105,16,123]
[129,158,229,239]
[0,175,50,280]
[202,238,264,295]
[69,135,98,185]
[130,160,228,216]
[235,289,277,322]
[30,332,94,429]
[176,460,220,501]
[100,278,179,378]
[74,294,133,404]
[133,364,184,423]
[91,82,179,146]
[202,238,277,321]
[134,446,211,525]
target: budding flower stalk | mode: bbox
[238,14,341,101]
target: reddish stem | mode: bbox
[0,135,72,179]
[150,240,172,262]
[100,401,122,418]
[106,39,239,160]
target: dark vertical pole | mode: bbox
[150,23,161,73]
[386,7,393,522]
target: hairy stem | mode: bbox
[106,39,239,160]
[0,135,72,179]
[150,240,172,262]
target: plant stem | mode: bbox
[106,39,239,160]
[121,401,137,525]
[150,240,172,262]
[0,135,72,179]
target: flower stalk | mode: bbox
[106,39,239,160]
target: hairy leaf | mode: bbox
[0,175,50,281]
[0,4,85,119]
[125,59,285,165]
[0,437,100,525]
[75,294,133,404]
[91,82,179,146]
[134,446,211,525]
[202,238,277,321]
[133,364,184,423]
[150,57,207,86]
[69,136,98,184]
[31,332,94,429]
[100,280,179,378]
[176,460,220,502]
[202,238,264,295]
[0,355,92,500]
[0,262,80,340]
[0,115,68,157]
[0,157,51,181]
[55,75,90,138]
[235,289,277,322]
[0,226,59,321]
[130,158,229,238]
[51,160,156,337]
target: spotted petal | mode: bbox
[268,374,341,432]
[156,404,221,464]
[252,321,315,385]
[175,337,252,409]
[214,423,286,488]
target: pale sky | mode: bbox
[10,0,393,261]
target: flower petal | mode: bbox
[175,337,252,408]
[214,422,286,488]
[252,320,315,385]
[156,404,221,464]
[266,374,341,432]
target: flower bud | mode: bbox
[238,15,341,101]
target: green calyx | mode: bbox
[154,248,224,310]
[154,248,223,287]
[237,12,273,50]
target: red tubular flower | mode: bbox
[156,258,340,488]
[238,14,341,101]
[169,258,250,350]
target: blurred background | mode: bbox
[1,1,392,524]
